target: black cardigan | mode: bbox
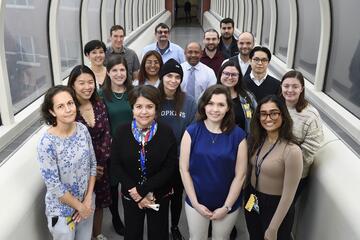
[243,74,281,101]
[110,122,177,200]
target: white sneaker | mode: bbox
[94,234,108,240]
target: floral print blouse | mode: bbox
[37,122,97,217]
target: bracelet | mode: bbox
[224,205,232,212]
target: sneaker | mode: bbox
[94,234,108,240]
[171,226,185,240]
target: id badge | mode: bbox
[66,216,75,231]
[246,110,252,118]
[245,193,260,214]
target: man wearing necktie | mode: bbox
[181,42,217,101]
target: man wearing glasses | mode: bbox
[142,23,185,64]
[243,46,280,101]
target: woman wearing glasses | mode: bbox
[218,60,257,134]
[245,95,302,240]
[280,70,323,199]
[133,50,163,87]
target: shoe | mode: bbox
[112,217,125,236]
[94,234,108,240]
[171,226,185,240]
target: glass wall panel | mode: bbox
[251,0,258,38]
[324,0,360,118]
[118,0,126,28]
[106,0,116,40]
[87,0,101,41]
[261,0,271,46]
[4,0,52,113]
[294,0,320,82]
[57,0,82,76]
[274,0,290,62]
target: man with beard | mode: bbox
[181,42,217,101]
[142,23,185,64]
[227,32,255,77]
[218,18,239,59]
[200,29,225,76]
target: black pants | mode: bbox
[122,195,170,240]
[244,185,295,240]
[170,170,183,227]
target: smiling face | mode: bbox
[132,96,156,129]
[72,73,95,102]
[203,31,220,52]
[145,54,161,78]
[111,29,124,50]
[107,63,127,88]
[204,93,229,124]
[281,77,304,106]
[238,32,254,57]
[50,91,77,127]
[220,66,240,89]
[185,42,202,66]
[220,23,234,40]
[259,101,283,134]
[86,47,105,67]
[155,26,170,43]
[163,72,181,96]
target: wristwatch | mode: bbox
[224,205,232,212]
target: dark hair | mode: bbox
[128,85,161,111]
[41,85,77,127]
[249,46,272,61]
[84,40,106,56]
[280,70,308,112]
[138,50,163,85]
[220,18,234,27]
[197,84,235,133]
[204,28,220,38]
[217,60,255,112]
[158,73,185,116]
[102,55,133,101]
[110,25,125,36]
[155,23,170,33]
[249,95,296,156]
[67,65,99,104]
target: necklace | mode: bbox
[210,133,218,144]
[113,92,124,100]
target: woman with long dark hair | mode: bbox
[157,59,197,239]
[98,54,133,235]
[68,65,112,240]
[38,85,96,240]
[280,70,323,199]
[218,60,256,134]
[245,95,303,240]
[180,84,248,239]
[133,50,163,87]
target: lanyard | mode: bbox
[254,139,278,190]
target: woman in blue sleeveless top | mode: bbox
[180,84,248,239]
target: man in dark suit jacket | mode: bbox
[243,46,280,101]
[227,32,255,78]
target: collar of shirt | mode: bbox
[250,71,268,86]
[185,62,200,71]
[109,46,126,54]
[156,41,172,51]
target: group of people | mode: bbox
[37,19,324,240]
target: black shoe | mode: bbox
[112,217,124,236]
[171,226,185,240]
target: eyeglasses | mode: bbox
[222,71,239,78]
[156,30,169,35]
[252,58,269,64]
[145,60,160,66]
[260,111,281,120]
